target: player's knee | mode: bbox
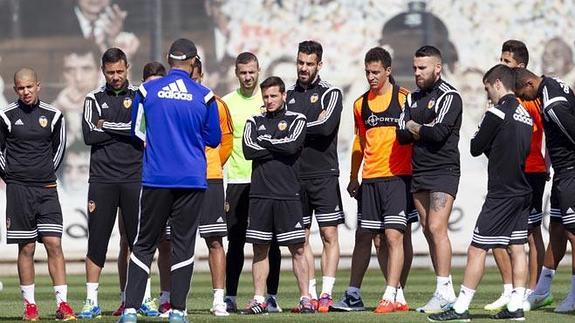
[87,252,106,268]
[385,229,404,246]
[320,227,338,245]
[427,221,447,238]
[19,243,36,257]
[206,237,224,250]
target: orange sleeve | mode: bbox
[351,97,365,180]
[217,98,233,165]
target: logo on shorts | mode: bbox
[39,116,48,128]
[123,97,133,109]
[295,222,302,229]
[427,98,435,110]
[567,207,575,214]
[224,201,230,213]
[216,217,224,223]
[278,120,288,131]
[474,227,479,234]
[6,217,10,229]
[88,200,96,213]
[399,210,405,216]
[310,93,319,103]
[334,205,340,212]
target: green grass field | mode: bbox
[0,267,573,322]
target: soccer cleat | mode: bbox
[266,295,282,313]
[55,302,76,321]
[374,299,395,313]
[524,291,553,311]
[330,291,366,311]
[492,308,525,320]
[113,302,125,316]
[168,309,188,323]
[23,302,40,321]
[116,312,137,323]
[77,300,102,319]
[428,309,471,322]
[296,297,315,314]
[311,299,319,311]
[224,297,237,313]
[554,295,575,313]
[138,298,159,317]
[484,293,511,311]
[159,302,171,314]
[395,302,410,312]
[241,299,268,315]
[317,293,333,313]
[417,293,455,314]
[210,303,229,317]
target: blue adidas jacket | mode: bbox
[131,69,221,188]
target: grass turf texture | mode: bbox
[0,268,572,322]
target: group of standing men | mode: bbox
[1,35,575,323]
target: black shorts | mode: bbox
[402,176,419,224]
[199,179,227,238]
[357,177,410,233]
[552,173,575,233]
[471,195,530,250]
[525,172,546,228]
[6,183,63,244]
[549,178,562,224]
[300,177,344,229]
[246,198,305,246]
[411,174,460,198]
[87,182,140,267]
[225,184,250,243]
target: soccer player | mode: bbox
[222,52,281,312]
[429,64,533,321]
[242,76,312,314]
[334,47,413,313]
[119,38,221,323]
[191,58,233,316]
[78,48,149,319]
[484,40,549,311]
[1,68,74,321]
[397,45,463,313]
[515,68,575,313]
[283,40,344,312]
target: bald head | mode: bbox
[14,68,38,85]
[13,68,41,106]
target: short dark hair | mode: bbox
[415,45,443,62]
[502,40,529,67]
[142,62,166,81]
[235,52,259,67]
[513,67,538,89]
[193,57,203,74]
[298,40,323,62]
[260,76,285,93]
[483,64,515,90]
[101,47,128,66]
[364,47,392,68]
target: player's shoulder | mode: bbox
[86,85,106,100]
[284,109,306,121]
[438,80,461,97]
[1,101,19,113]
[39,100,63,117]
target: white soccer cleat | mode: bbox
[211,303,230,316]
[416,293,455,314]
[484,293,511,311]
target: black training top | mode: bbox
[471,94,533,197]
[82,82,143,183]
[397,78,462,177]
[243,105,306,200]
[286,77,343,179]
[0,100,66,186]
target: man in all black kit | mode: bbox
[429,64,533,322]
[242,76,314,314]
[397,45,462,313]
[284,40,344,311]
[79,48,147,319]
[1,68,74,321]
[515,67,575,313]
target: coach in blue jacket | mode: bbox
[119,38,221,323]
